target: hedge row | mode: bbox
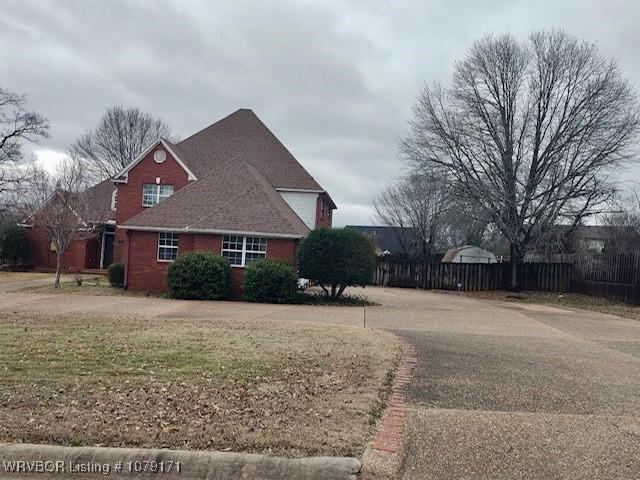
[161,228,375,303]
[165,252,297,302]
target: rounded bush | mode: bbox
[242,260,298,303]
[166,251,230,300]
[298,228,375,299]
[107,261,125,288]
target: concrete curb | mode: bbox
[0,443,361,480]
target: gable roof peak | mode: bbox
[173,109,323,191]
[177,108,256,144]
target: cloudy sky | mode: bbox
[2,0,639,226]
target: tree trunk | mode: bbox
[330,284,337,300]
[509,243,523,291]
[55,250,62,288]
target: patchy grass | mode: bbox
[0,311,400,456]
[19,276,154,297]
[0,272,54,284]
[22,281,376,306]
[461,290,640,321]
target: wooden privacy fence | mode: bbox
[374,259,573,292]
[572,252,640,305]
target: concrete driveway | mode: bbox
[1,281,639,479]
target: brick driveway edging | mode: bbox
[359,339,417,479]
[0,443,360,480]
[372,339,417,454]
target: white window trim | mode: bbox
[142,184,173,207]
[157,232,179,262]
[221,236,267,267]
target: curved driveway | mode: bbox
[1,282,639,479]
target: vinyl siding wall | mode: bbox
[278,191,319,229]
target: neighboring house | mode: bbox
[441,245,498,264]
[524,225,639,262]
[345,226,423,258]
[571,225,621,253]
[28,109,336,295]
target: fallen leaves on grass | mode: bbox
[0,312,400,456]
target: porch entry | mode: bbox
[100,225,115,269]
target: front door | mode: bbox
[101,228,115,269]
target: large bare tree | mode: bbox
[0,87,50,214]
[70,106,172,181]
[403,29,639,289]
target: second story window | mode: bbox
[142,184,174,207]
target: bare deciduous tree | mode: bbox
[0,87,50,214]
[70,106,172,181]
[374,174,448,259]
[374,172,488,258]
[20,158,98,287]
[403,29,639,289]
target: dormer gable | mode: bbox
[113,138,197,184]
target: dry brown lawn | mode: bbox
[0,311,400,457]
[0,272,54,284]
[20,276,151,297]
[461,290,640,321]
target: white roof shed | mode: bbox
[441,245,498,264]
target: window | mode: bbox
[222,235,267,266]
[158,232,179,261]
[142,184,174,206]
[111,189,118,211]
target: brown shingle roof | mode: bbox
[173,109,323,190]
[122,160,310,238]
[82,179,115,223]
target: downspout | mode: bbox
[124,229,131,289]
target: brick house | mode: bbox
[27,179,117,271]
[28,109,336,295]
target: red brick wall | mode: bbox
[114,144,191,263]
[266,238,298,265]
[29,226,52,269]
[125,231,298,297]
[125,230,170,292]
[28,226,91,271]
[315,193,334,228]
[85,237,101,269]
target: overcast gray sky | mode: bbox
[2,0,639,226]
